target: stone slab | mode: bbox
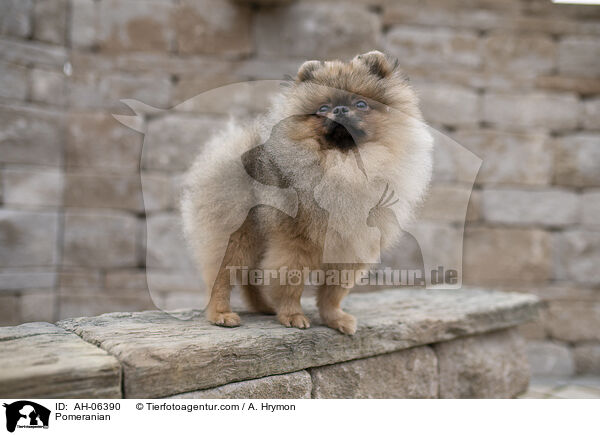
[435,328,530,398]
[0,322,121,398]
[57,289,539,398]
[310,346,438,399]
[170,371,311,399]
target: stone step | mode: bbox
[49,288,539,398]
[0,323,121,398]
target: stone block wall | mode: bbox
[0,0,599,377]
[0,289,538,398]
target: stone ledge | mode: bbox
[0,323,121,398]
[171,371,312,399]
[53,288,539,398]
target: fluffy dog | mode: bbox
[181,51,433,334]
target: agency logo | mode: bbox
[3,401,50,433]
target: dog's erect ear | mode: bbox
[354,51,397,79]
[296,60,322,82]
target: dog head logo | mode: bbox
[3,401,50,433]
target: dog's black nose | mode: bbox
[332,105,349,116]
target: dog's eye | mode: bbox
[355,100,368,110]
[317,105,330,113]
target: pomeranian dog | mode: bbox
[181,51,433,335]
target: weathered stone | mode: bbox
[311,347,438,399]
[536,75,600,96]
[435,328,529,398]
[558,36,600,78]
[145,270,203,294]
[66,112,143,173]
[70,0,99,49]
[20,290,56,323]
[419,183,476,223]
[480,188,579,227]
[552,384,600,399]
[0,210,59,267]
[583,98,600,129]
[0,322,121,398]
[452,129,552,185]
[64,173,143,211]
[173,80,281,117]
[0,269,56,291]
[105,269,148,291]
[59,269,102,291]
[398,221,463,278]
[59,269,151,304]
[505,283,600,303]
[574,344,600,374]
[33,0,67,45]
[0,38,67,68]
[57,289,539,397]
[235,58,305,81]
[385,26,480,69]
[518,320,547,340]
[582,190,600,229]
[0,0,32,38]
[0,61,28,100]
[429,131,484,184]
[553,134,600,187]
[95,0,174,52]
[0,295,20,326]
[526,340,575,377]
[173,0,252,55]
[0,104,63,165]
[255,3,380,59]
[68,49,235,75]
[463,227,551,284]
[62,212,138,268]
[382,0,521,31]
[554,230,600,284]
[68,70,171,109]
[57,294,155,320]
[520,17,600,36]
[545,300,600,341]
[142,114,227,171]
[151,288,206,312]
[416,83,480,127]
[466,189,482,222]
[521,0,600,22]
[2,167,63,207]
[172,74,242,108]
[30,68,66,106]
[482,32,556,74]
[145,213,195,269]
[482,92,579,131]
[172,371,312,399]
[140,172,174,213]
[525,376,600,398]
[404,64,532,92]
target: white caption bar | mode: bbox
[0,399,595,435]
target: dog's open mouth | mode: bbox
[323,120,365,150]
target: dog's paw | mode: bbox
[278,313,311,329]
[325,312,357,335]
[208,311,241,327]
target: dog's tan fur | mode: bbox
[181,51,433,334]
